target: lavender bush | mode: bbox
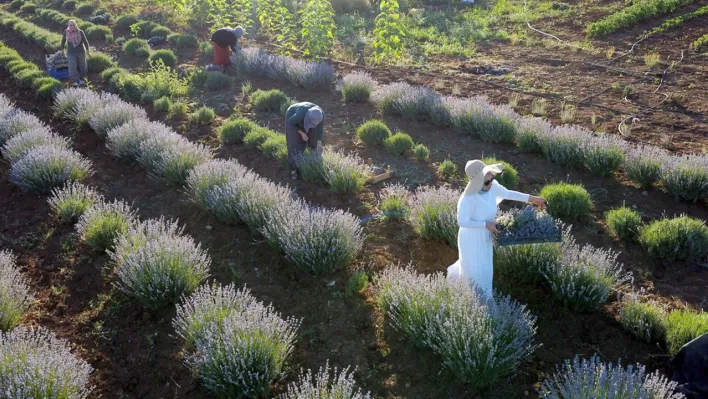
[295,150,371,194]
[583,134,627,176]
[373,82,448,123]
[10,145,92,194]
[0,327,93,398]
[408,186,458,247]
[516,117,552,153]
[87,100,147,137]
[446,97,517,143]
[48,182,103,224]
[0,109,50,146]
[375,267,537,388]
[661,154,708,203]
[379,183,410,220]
[338,71,377,103]
[0,94,13,115]
[543,232,631,312]
[1,128,70,163]
[539,125,587,168]
[77,199,136,252]
[111,218,210,308]
[538,354,684,399]
[173,283,258,347]
[106,119,174,162]
[186,159,249,210]
[261,205,364,274]
[53,87,100,120]
[281,361,371,399]
[286,57,335,90]
[187,296,300,398]
[624,145,668,188]
[138,134,213,185]
[0,250,33,331]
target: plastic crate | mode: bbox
[48,67,70,80]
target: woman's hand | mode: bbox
[485,221,500,234]
[529,196,547,209]
[298,130,309,142]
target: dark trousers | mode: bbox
[285,122,317,169]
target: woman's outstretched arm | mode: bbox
[495,181,546,207]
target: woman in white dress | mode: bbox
[447,159,546,297]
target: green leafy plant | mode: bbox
[219,118,255,144]
[587,0,695,37]
[205,72,231,91]
[605,206,642,241]
[346,271,368,296]
[256,0,298,53]
[300,0,336,60]
[539,183,592,219]
[618,296,666,343]
[372,0,406,64]
[123,38,150,57]
[250,89,289,112]
[169,101,189,118]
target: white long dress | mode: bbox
[447,180,530,297]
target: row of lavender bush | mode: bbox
[237,47,706,204]
[52,88,364,275]
[0,94,92,194]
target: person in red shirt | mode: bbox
[210,26,244,67]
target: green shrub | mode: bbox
[250,89,289,112]
[219,118,255,144]
[77,200,136,252]
[189,106,215,125]
[153,96,172,112]
[639,215,708,262]
[169,101,188,118]
[76,2,94,14]
[495,242,560,286]
[280,98,297,116]
[605,206,642,241]
[123,38,150,56]
[10,0,25,9]
[30,76,59,91]
[665,309,708,354]
[48,182,102,224]
[14,69,44,88]
[384,131,414,155]
[85,25,112,41]
[205,72,231,91]
[101,66,124,82]
[189,68,209,88]
[8,61,37,75]
[115,14,138,29]
[540,183,592,219]
[62,0,76,10]
[19,3,37,13]
[86,52,114,73]
[168,33,199,48]
[37,80,62,99]
[413,143,430,161]
[587,0,695,37]
[131,20,157,38]
[150,26,171,38]
[356,120,390,145]
[438,159,458,180]
[110,72,145,102]
[199,40,213,59]
[148,49,177,68]
[243,127,274,147]
[115,37,126,46]
[346,271,369,296]
[480,157,518,189]
[618,296,665,343]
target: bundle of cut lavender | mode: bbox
[496,205,562,246]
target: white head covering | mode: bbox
[462,159,503,196]
[304,107,323,133]
[231,26,244,38]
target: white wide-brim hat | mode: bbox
[463,159,503,194]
